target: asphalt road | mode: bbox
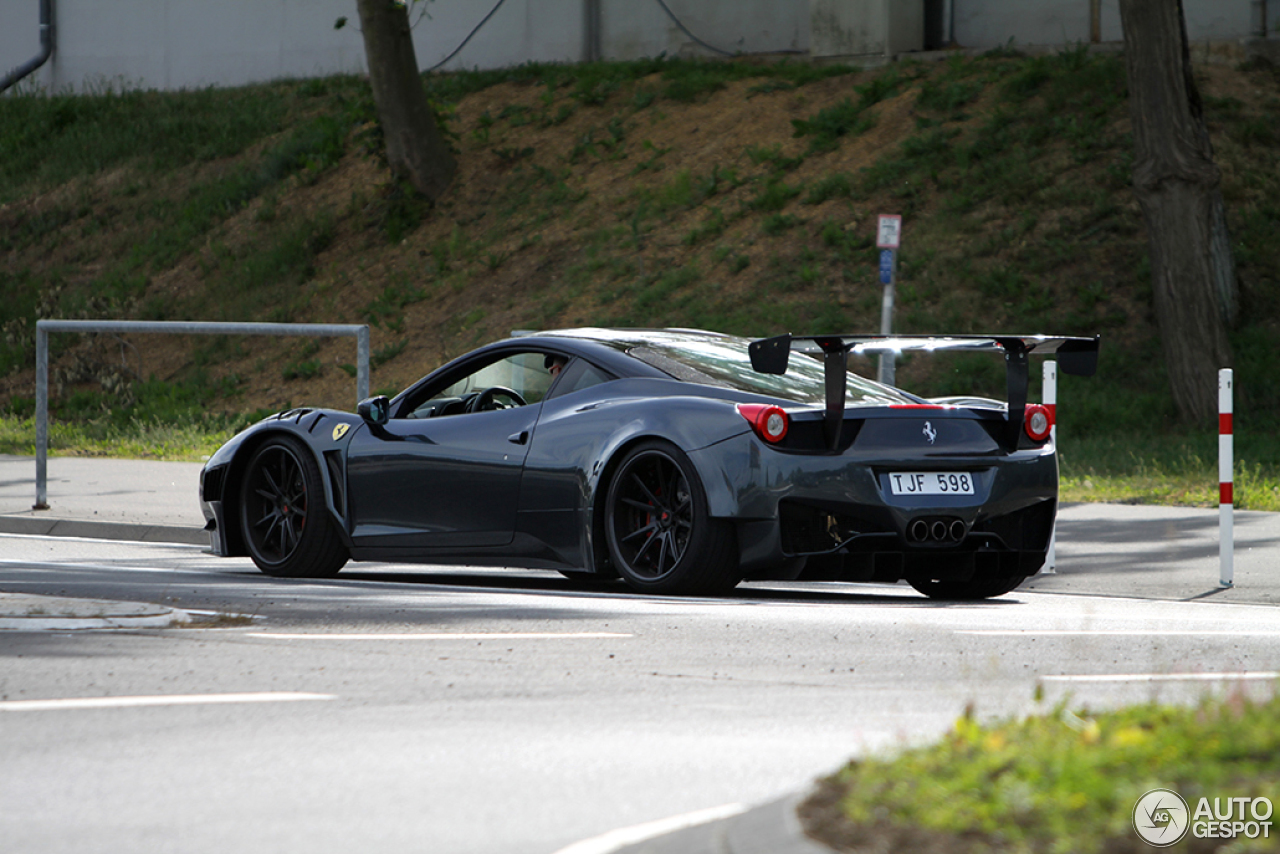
[4,534,1280,854]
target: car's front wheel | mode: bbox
[604,441,739,596]
[239,436,349,578]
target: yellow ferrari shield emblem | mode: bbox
[332,423,350,441]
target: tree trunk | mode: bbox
[355,0,456,200]
[1118,0,1235,423]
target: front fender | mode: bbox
[200,408,364,555]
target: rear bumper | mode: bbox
[691,432,1057,582]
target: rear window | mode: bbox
[625,337,909,406]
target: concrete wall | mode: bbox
[2,0,1276,95]
[2,0,366,92]
[809,1,923,59]
[954,0,1279,50]
[888,1,926,54]
[0,0,807,94]
[598,0,807,60]
[419,0,585,71]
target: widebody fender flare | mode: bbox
[203,408,364,554]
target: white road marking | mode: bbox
[248,632,633,640]
[959,630,1280,637]
[1042,672,1280,684]
[0,692,335,712]
[550,803,747,854]
[0,559,212,574]
[0,534,206,549]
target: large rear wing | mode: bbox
[748,333,1100,451]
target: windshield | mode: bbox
[621,333,911,405]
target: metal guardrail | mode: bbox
[33,320,371,509]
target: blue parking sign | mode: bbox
[879,249,894,284]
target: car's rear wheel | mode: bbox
[907,573,1028,601]
[604,441,739,596]
[240,436,348,578]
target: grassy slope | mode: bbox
[0,51,1277,503]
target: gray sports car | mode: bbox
[199,328,1098,599]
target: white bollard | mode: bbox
[1220,369,1234,588]
[1042,360,1057,574]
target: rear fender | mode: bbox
[577,397,750,572]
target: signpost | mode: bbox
[875,215,902,385]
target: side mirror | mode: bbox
[357,395,390,426]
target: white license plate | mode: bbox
[888,471,975,496]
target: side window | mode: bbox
[436,352,557,403]
[404,351,561,418]
[547,359,614,399]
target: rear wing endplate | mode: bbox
[748,333,1100,451]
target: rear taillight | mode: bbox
[736,403,789,443]
[1024,403,1053,442]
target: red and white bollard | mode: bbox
[1220,368,1234,588]
[1043,360,1057,574]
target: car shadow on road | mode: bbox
[335,569,1023,608]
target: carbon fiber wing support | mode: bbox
[748,334,1100,451]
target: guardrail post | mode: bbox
[31,319,372,510]
[357,325,370,401]
[34,324,49,509]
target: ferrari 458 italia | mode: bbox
[199,328,1098,599]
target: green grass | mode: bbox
[0,79,371,375]
[0,83,289,202]
[792,98,880,153]
[0,414,242,461]
[1058,430,1280,511]
[812,691,1280,853]
[0,374,269,461]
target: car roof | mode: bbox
[524,327,743,349]
[512,328,752,381]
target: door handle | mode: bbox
[507,431,529,445]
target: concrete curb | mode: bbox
[0,514,207,546]
[717,792,831,854]
[0,593,189,631]
[607,792,830,854]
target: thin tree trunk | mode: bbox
[355,0,456,200]
[1118,0,1235,422]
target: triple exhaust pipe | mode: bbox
[908,517,967,544]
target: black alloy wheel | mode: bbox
[239,436,348,578]
[604,441,739,596]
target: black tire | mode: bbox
[907,574,1028,601]
[239,436,349,578]
[604,441,740,596]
